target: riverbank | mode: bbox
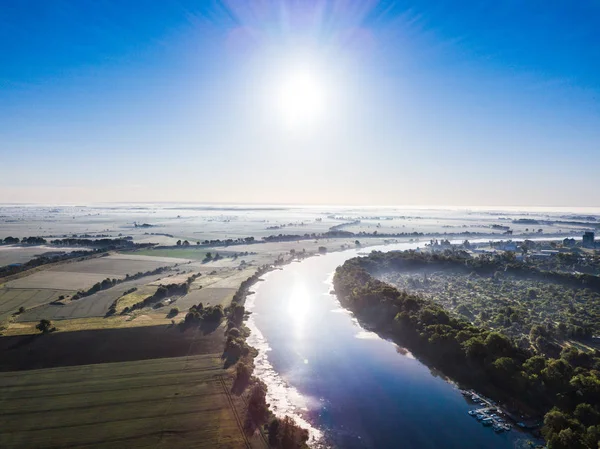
[230,234,587,448]
[333,250,600,448]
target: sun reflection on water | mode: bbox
[288,282,311,335]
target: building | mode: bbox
[583,231,595,248]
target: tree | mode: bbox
[247,384,269,425]
[462,337,487,360]
[182,240,190,246]
[268,418,281,446]
[585,426,600,448]
[549,428,586,449]
[235,362,252,385]
[573,403,600,427]
[492,357,518,377]
[523,355,546,375]
[542,359,573,392]
[543,408,572,440]
[36,319,53,333]
[484,332,512,357]
[176,240,182,246]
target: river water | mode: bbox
[246,240,547,449]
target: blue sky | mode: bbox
[1,1,599,206]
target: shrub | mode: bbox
[36,319,54,333]
[267,416,309,449]
[235,362,252,385]
[247,383,269,425]
[228,327,241,338]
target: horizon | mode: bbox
[2,1,600,206]
[3,201,600,215]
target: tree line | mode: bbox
[76,265,174,302]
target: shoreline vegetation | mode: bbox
[176,252,313,448]
[333,250,600,449]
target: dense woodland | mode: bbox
[377,249,600,343]
[377,253,600,347]
[334,250,600,449]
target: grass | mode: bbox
[115,285,158,313]
[0,354,257,448]
[2,313,173,336]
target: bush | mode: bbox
[167,307,179,318]
[247,383,269,425]
[267,416,309,449]
[228,327,241,338]
[235,362,252,385]
[36,319,54,334]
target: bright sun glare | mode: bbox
[275,66,328,127]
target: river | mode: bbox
[246,239,550,448]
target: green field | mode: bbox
[0,354,264,448]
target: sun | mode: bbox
[275,66,327,127]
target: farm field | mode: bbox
[0,324,224,371]
[132,247,214,261]
[0,245,89,267]
[177,287,237,310]
[15,270,182,322]
[4,314,172,336]
[0,288,75,321]
[4,270,114,291]
[174,267,256,311]
[0,353,263,449]
[1,237,392,330]
[47,253,187,276]
[0,254,190,325]
[3,253,184,292]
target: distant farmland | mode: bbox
[1,254,188,323]
[15,270,177,322]
[132,247,213,261]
